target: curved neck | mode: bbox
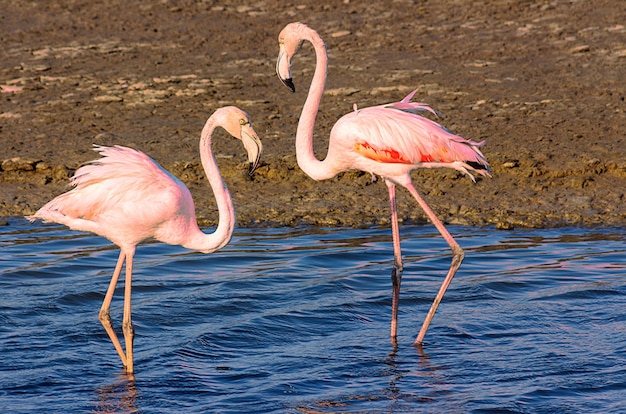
[183,118,235,253]
[295,28,337,181]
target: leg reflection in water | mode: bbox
[93,373,138,413]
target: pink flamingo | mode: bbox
[276,22,491,345]
[27,106,263,373]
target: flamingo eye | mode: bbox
[239,119,247,126]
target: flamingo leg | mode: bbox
[404,183,464,346]
[122,248,136,374]
[99,251,128,367]
[385,180,403,340]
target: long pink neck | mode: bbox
[295,28,338,181]
[182,117,235,253]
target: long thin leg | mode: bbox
[404,183,464,345]
[122,248,136,374]
[385,180,403,339]
[99,251,128,366]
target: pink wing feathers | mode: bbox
[32,145,190,226]
[348,90,490,171]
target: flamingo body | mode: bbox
[27,106,263,373]
[276,22,491,345]
[37,145,198,250]
[329,97,490,183]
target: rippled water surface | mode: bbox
[1,219,625,413]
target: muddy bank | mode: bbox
[1,0,625,229]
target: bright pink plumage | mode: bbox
[35,145,194,247]
[27,106,263,374]
[335,91,489,172]
[277,22,491,345]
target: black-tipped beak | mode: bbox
[281,77,295,93]
[276,47,295,92]
[240,124,263,177]
[247,161,258,177]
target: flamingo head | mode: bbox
[276,22,313,93]
[214,106,263,175]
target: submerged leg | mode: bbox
[385,180,403,340]
[405,183,464,345]
[122,248,136,374]
[99,251,128,366]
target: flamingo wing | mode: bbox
[343,92,490,171]
[32,146,191,233]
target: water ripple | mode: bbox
[0,220,624,412]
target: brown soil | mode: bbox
[1,0,625,229]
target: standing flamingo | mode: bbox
[276,22,491,345]
[27,106,263,373]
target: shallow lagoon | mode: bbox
[1,220,625,413]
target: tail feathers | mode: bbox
[26,202,70,225]
[26,204,102,235]
[470,144,491,173]
[451,135,490,174]
[25,214,38,223]
[466,160,491,175]
[449,160,492,183]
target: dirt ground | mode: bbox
[1,0,625,230]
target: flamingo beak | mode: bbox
[276,47,296,93]
[240,124,263,176]
[281,77,295,93]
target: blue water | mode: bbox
[1,219,625,413]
